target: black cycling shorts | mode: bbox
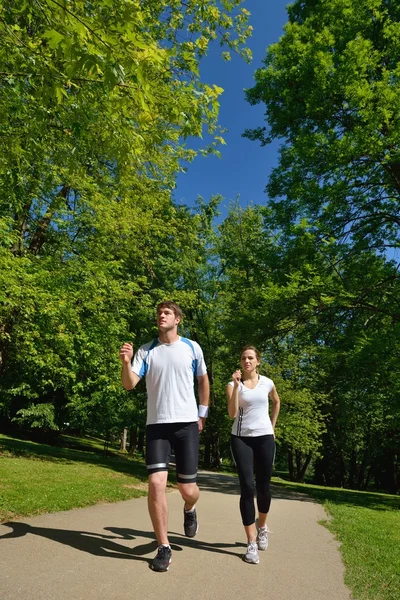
[146,421,199,484]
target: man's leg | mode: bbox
[146,424,173,571]
[174,422,200,536]
[178,481,200,510]
[148,471,169,545]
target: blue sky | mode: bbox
[174,1,290,218]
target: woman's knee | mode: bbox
[240,474,255,497]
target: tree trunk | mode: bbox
[137,428,145,456]
[298,453,313,483]
[358,449,370,490]
[393,454,399,494]
[212,432,221,470]
[295,450,302,481]
[28,185,70,255]
[348,449,357,488]
[203,435,211,469]
[364,465,372,491]
[129,427,137,455]
[120,426,128,451]
[288,451,294,481]
[103,431,110,456]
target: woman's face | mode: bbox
[240,350,260,373]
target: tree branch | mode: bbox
[45,0,113,51]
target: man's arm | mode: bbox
[197,373,210,432]
[119,343,141,390]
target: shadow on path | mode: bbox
[198,471,240,495]
[272,481,400,511]
[199,471,400,512]
[198,470,312,502]
[0,522,245,565]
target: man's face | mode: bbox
[157,307,180,332]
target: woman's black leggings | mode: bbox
[231,434,275,526]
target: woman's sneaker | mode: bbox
[151,545,172,572]
[243,541,259,564]
[255,518,270,551]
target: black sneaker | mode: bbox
[184,507,198,537]
[151,545,172,572]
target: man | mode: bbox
[119,301,209,572]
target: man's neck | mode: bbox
[158,329,180,344]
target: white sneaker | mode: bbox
[243,541,259,564]
[255,517,271,551]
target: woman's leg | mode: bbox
[254,434,275,522]
[253,435,275,549]
[231,435,256,541]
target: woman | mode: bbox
[227,345,280,564]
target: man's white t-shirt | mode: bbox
[131,336,207,425]
[229,375,274,437]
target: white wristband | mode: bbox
[198,405,209,418]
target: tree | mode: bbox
[244,0,400,264]
[243,0,400,490]
[0,1,251,433]
[244,0,400,323]
[214,203,330,479]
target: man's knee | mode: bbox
[178,482,199,503]
[148,471,168,496]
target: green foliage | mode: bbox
[211,203,331,477]
[275,378,327,449]
[12,403,59,431]
[0,1,250,439]
[244,0,400,257]
[243,0,400,491]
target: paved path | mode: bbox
[0,471,351,600]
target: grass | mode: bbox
[272,477,400,600]
[0,432,155,521]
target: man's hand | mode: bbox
[119,342,134,364]
[120,342,140,391]
[198,417,206,433]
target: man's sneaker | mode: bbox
[183,507,198,537]
[255,517,270,551]
[151,545,172,572]
[243,541,259,564]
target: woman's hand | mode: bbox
[232,369,241,388]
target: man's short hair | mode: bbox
[157,301,183,320]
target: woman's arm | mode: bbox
[227,369,241,418]
[226,384,239,418]
[269,385,281,429]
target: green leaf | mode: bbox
[42,29,64,49]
